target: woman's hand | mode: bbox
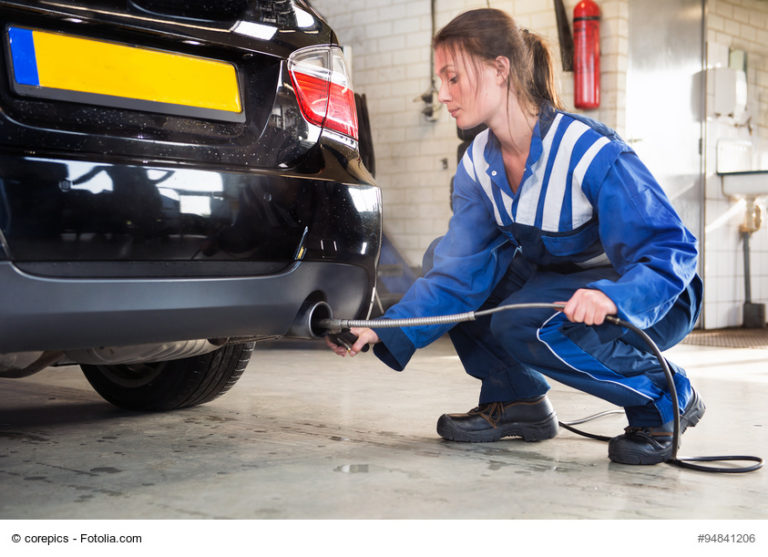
[325,327,380,357]
[558,288,618,326]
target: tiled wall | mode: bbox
[703,0,768,329]
[312,0,628,267]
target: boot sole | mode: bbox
[436,413,559,443]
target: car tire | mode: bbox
[80,342,254,411]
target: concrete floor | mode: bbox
[1,336,767,520]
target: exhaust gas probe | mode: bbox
[317,302,763,474]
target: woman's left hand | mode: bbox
[325,327,379,357]
[558,288,618,326]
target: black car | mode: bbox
[0,0,381,410]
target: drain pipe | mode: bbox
[740,197,765,328]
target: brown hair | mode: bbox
[433,8,563,114]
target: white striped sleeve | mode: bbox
[571,136,610,228]
[540,120,590,231]
[471,130,503,225]
[461,149,476,181]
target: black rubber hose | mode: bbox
[604,314,763,473]
[317,303,763,473]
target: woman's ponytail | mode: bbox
[522,29,564,110]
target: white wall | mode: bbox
[703,0,768,328]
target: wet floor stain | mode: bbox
[0,432,50,443]
[90,467,122,474]
[184,415,236,425]
[253,508,283,517]
[488,460,515,471]
[334,464,369,474]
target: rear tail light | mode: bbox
[288,46,358,140]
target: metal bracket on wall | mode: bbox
[553,0,574,71]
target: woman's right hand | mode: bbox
[325,327,380,357]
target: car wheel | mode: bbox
[81,342,254,411]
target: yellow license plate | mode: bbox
[7,26,243,122]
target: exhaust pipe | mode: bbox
[0,350,63,378]
[286,299,333,339]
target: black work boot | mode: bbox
[436,395,559,443]
[608,389,706,465]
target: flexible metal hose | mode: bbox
[316,303,564,331]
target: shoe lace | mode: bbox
[469,402,505,428]
[623,426,673,442]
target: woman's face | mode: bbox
[434,46,507,130]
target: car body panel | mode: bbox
[0,0,381,361]
[0,259,370,352]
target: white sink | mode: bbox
[719,171,768,197]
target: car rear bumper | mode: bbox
[0,260,371,352]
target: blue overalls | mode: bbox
[373,104,702,427]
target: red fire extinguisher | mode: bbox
[573,0,600,109]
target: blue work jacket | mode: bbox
[373,104,699,369]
